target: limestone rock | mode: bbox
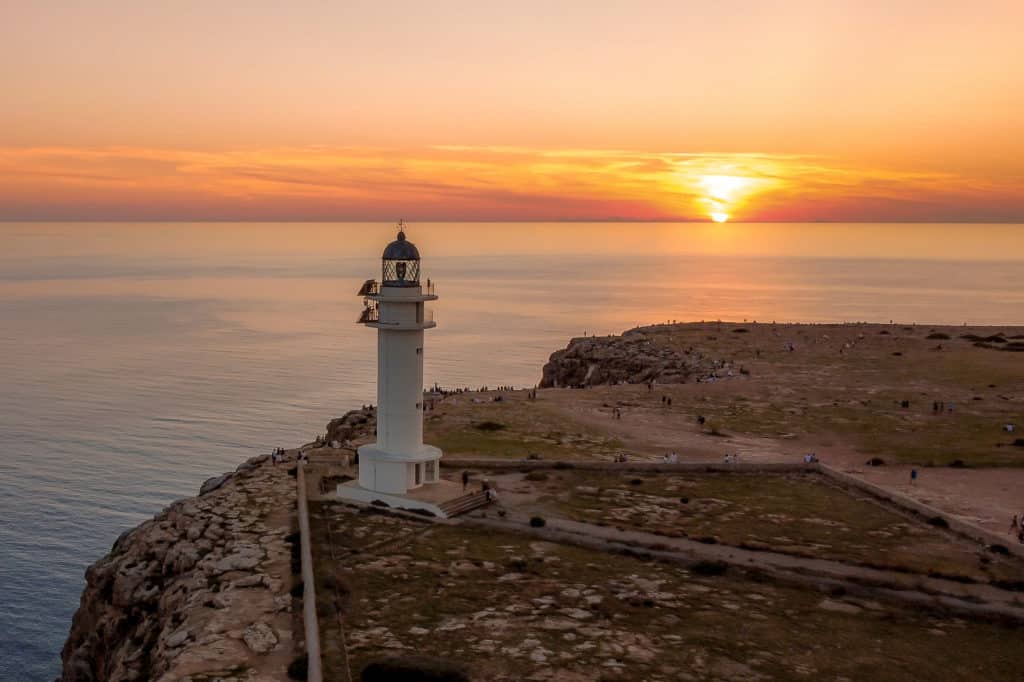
[539,330,718,387]
[60,450,295,682]
[199,473,231,496]
[242,622,279,654]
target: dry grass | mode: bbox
[424,395,622,460]
[526,470,1023,583]
[310,502,1024,681]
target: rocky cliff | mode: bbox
[59,406,382,682]
[325,405,376,446]
[539,327,722,387]
[60,454,299,681]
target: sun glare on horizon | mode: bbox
[698,174,755,223]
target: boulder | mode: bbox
[199,473,231,496]
[242,622,279,654]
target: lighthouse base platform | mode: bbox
[335,478,468,518]
[355,443,443,494]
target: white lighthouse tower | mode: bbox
[351,222,442,496]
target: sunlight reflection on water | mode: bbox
[0,222,1021,678]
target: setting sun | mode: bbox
[699,174,755,223]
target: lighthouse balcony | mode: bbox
[358,279,437,302]
[357,279,379,296]
[357,304,379,324]
[363,318,437,330]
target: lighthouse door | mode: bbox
[414,463,422,486]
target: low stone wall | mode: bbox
[820,464,1024,560]
[441,458,818,474]
[297,464,324,682]
[445,459,1023,558]
[463,517,1024,624]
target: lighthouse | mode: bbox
[353,222,442,495]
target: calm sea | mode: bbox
[1,222,1022,680]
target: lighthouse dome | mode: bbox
[382,230,420,261]
[381,226,421,286]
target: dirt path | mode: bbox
[463,513,1024,620]
[824,448,1024,539]
[538,384,792,462]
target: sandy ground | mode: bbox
[437,322,1024,540]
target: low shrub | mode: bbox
[473,420,506,431]
[287,653,308,680]
[361,655,470,682]
[927,516,950,529]
[992,579,1024,592]
[322,573,351,596]
[523,471,549,482]
[529,516,546,528]
[691,560,728,576]
[927,570,974,584]
[866,457,886,466]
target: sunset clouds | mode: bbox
[1,145,1020,222]
[2,1,1022,221]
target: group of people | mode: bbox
[613,452,630,463]
[461,471,499,501]
[932,400,954,413]
[661,451,679,463]
[802,452,820,463]
[723,453,742,464]
[271,447,287,465]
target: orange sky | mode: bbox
[2,1,1022,222]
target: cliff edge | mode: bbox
[60,454,299,681]
[539,326,728,388]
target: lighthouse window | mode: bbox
[425,460,436,482]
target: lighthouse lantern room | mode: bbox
[353,222,442,496]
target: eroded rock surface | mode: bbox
[540,328,727,388]
[326,405,376,446]
[60,454,298,682]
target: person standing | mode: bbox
[910,468,918,485]
[462,470,470,492]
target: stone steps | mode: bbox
[439,491,490,517]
